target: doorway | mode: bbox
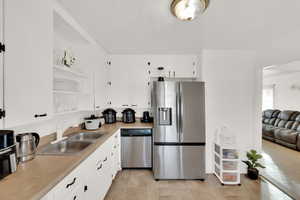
[261,62,300,199]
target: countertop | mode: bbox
[0,122,153,200]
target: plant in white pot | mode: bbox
[242,149,265,180]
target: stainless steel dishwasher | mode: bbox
[121,129,152,169]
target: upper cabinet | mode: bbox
[0,0,4,129]
[4,0,53,127]
[107,55,198,110]
[107,55,150,109]
[147,55,198,78]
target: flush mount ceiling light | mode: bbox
[171,0,209,21]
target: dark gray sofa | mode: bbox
[262,109,300,150]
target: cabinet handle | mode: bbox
[173,71,175,77]
[168,71,170,77]
[96,106,100,109]
[131,104,137,107]
[103,157,108,162]
[122,104,128,107]
[97,163,103,170]
[84,185,88,192]
[73,196,77,200]
[34,113,47,118]
[66,177,77,188]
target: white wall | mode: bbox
[264,71,300,111]
[201,50,261,173]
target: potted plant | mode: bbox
[242,149,265,180]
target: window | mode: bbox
[262,85,275,111]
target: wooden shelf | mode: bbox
[53,90,79,95]
[53,65,87,78]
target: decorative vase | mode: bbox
[247,168,259,180]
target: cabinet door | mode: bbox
[0,0,4,129]
[84,146,109,200]
[93,48,107,110]
[128,57,149,108]
[64,185,85,200]
[108,57,129,108]
[4,0,53,127]
[169,56,197,78]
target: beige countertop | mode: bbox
[0,122,153,200]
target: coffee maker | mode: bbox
[0,130,17,179]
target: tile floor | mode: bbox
[104,170,292,200]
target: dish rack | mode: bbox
[214,126,241,185]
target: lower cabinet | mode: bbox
[42,131,121,200]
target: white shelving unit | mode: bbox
[52,0,96,115]
[214,126,241,185]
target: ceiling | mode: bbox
[264,61,300,77]
[58,0,300,64]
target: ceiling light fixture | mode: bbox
[171,0,209,21]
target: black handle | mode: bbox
[73,196,77,200]
[84,185,88,192]
[103,157,107,162]
[66,177,77,188]
[97,163,103,170]
[32,132,40,147]
[34,113,47,118]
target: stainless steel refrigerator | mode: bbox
[152,80,206,180]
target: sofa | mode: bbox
[262,109,300,150]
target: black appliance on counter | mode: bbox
[141,111,153,123]
[122,108,136,123]
[102,108,117,124]
[0,130,17,179]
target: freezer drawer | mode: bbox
[121,136,152,168]
[153,145,205,179]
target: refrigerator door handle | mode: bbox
[178,83,183,139]
[176,85,180,135]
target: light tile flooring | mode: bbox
[105,170,292,200]
[262,139,300,199]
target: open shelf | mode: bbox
[53,90,79,95]
[54,65,87,78]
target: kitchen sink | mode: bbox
[68,132,104,141]
[38,140,92,155]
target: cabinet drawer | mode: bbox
[53,167,82,199]
[64,185,84,200]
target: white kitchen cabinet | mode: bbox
[3,0,53,127]
[107,57,129,107]
[108,55,150,108]
[148,55,198,78]
[94,57,108,110]
[128,58,150,108]
[64,185,85,200]
[41,130,122,200]
[0,0,4,129]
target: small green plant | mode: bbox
[242,149,265,169]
